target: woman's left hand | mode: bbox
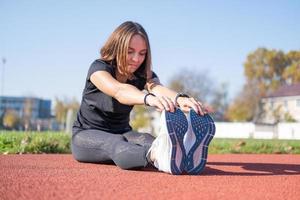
[177,97,210,115]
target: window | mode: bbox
[270,101,274,109]
[284,100,288,110]
[297,99,300,107]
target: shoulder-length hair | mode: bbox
[100,21,152,80]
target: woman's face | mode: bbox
[127,34,147,73]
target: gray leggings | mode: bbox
[71,128,155,170]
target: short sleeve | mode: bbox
[86,59,114,81]
[142,71,160,90]
[152,71,158,79]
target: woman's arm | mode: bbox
[90,71,170,111]
[91,71,144,105]
[146,78,207,115]
[146,79,177,102]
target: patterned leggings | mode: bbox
[71,128,155,169]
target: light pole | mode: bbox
[1,57,6,97]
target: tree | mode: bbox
[167,68,232,120]
[3,109,20,129]
[130,105,151,131]
[168,69,215,103]
[54,98,66,129]
[0,111,4,129]
[65,97,80,133]
[225,82,260,122]
[23,98,34,131]
[284,112,296,122]
[210,83,229,121]
[283,51,300,83]
[54,97,80,131]
[244,48,288,97]
[227,48,300,122]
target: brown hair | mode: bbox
[100,21,152,80]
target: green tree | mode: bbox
[54,97,80,130]
[23,98,34,131]
[228,48,300,122]
[272,105,296,123]
[244,48,288,97]
[283,51,300,83]
[3,109,20,129]
[54,98,67,129]
[130,105,151,131]
[225,83,260,121]
[284,112,296,122]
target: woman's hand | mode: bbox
[177,97,210,115]
[146,95,175,112]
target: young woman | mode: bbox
[72,21,214,175]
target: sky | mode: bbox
[0,0,299,105]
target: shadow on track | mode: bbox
[90,160,300,176]
[203,162,300,176]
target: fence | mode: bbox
[146,115,300,139]
[215,122,300,140]
[143,111,300,140]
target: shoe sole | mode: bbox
[186,110,215,175]
[165,109,188,175]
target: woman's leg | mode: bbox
[123,130,155,151]
[72,129,149,169]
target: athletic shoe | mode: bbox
[147,109,188,175]
[184,109,216,175]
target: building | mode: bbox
[261,83,300,123]
[0,96,54,130]
[0,96,51,119]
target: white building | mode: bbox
[261,83,300,124]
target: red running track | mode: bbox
[1,154,300,200]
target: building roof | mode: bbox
[266,83,300,98]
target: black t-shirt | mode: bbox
[73,59,158,134]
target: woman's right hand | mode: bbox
[145,95,175,112]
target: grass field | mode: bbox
[209,138,300,154]
[0,131,71,154]
[0,131,299,154]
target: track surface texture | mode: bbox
[1,154,300,200]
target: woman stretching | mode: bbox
[72,21,215,175]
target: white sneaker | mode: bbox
[147,109,188,175]
[184,109,216,175]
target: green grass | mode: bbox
[209,138,300,154]
[0,131,299,154]
[0,131,71,154]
